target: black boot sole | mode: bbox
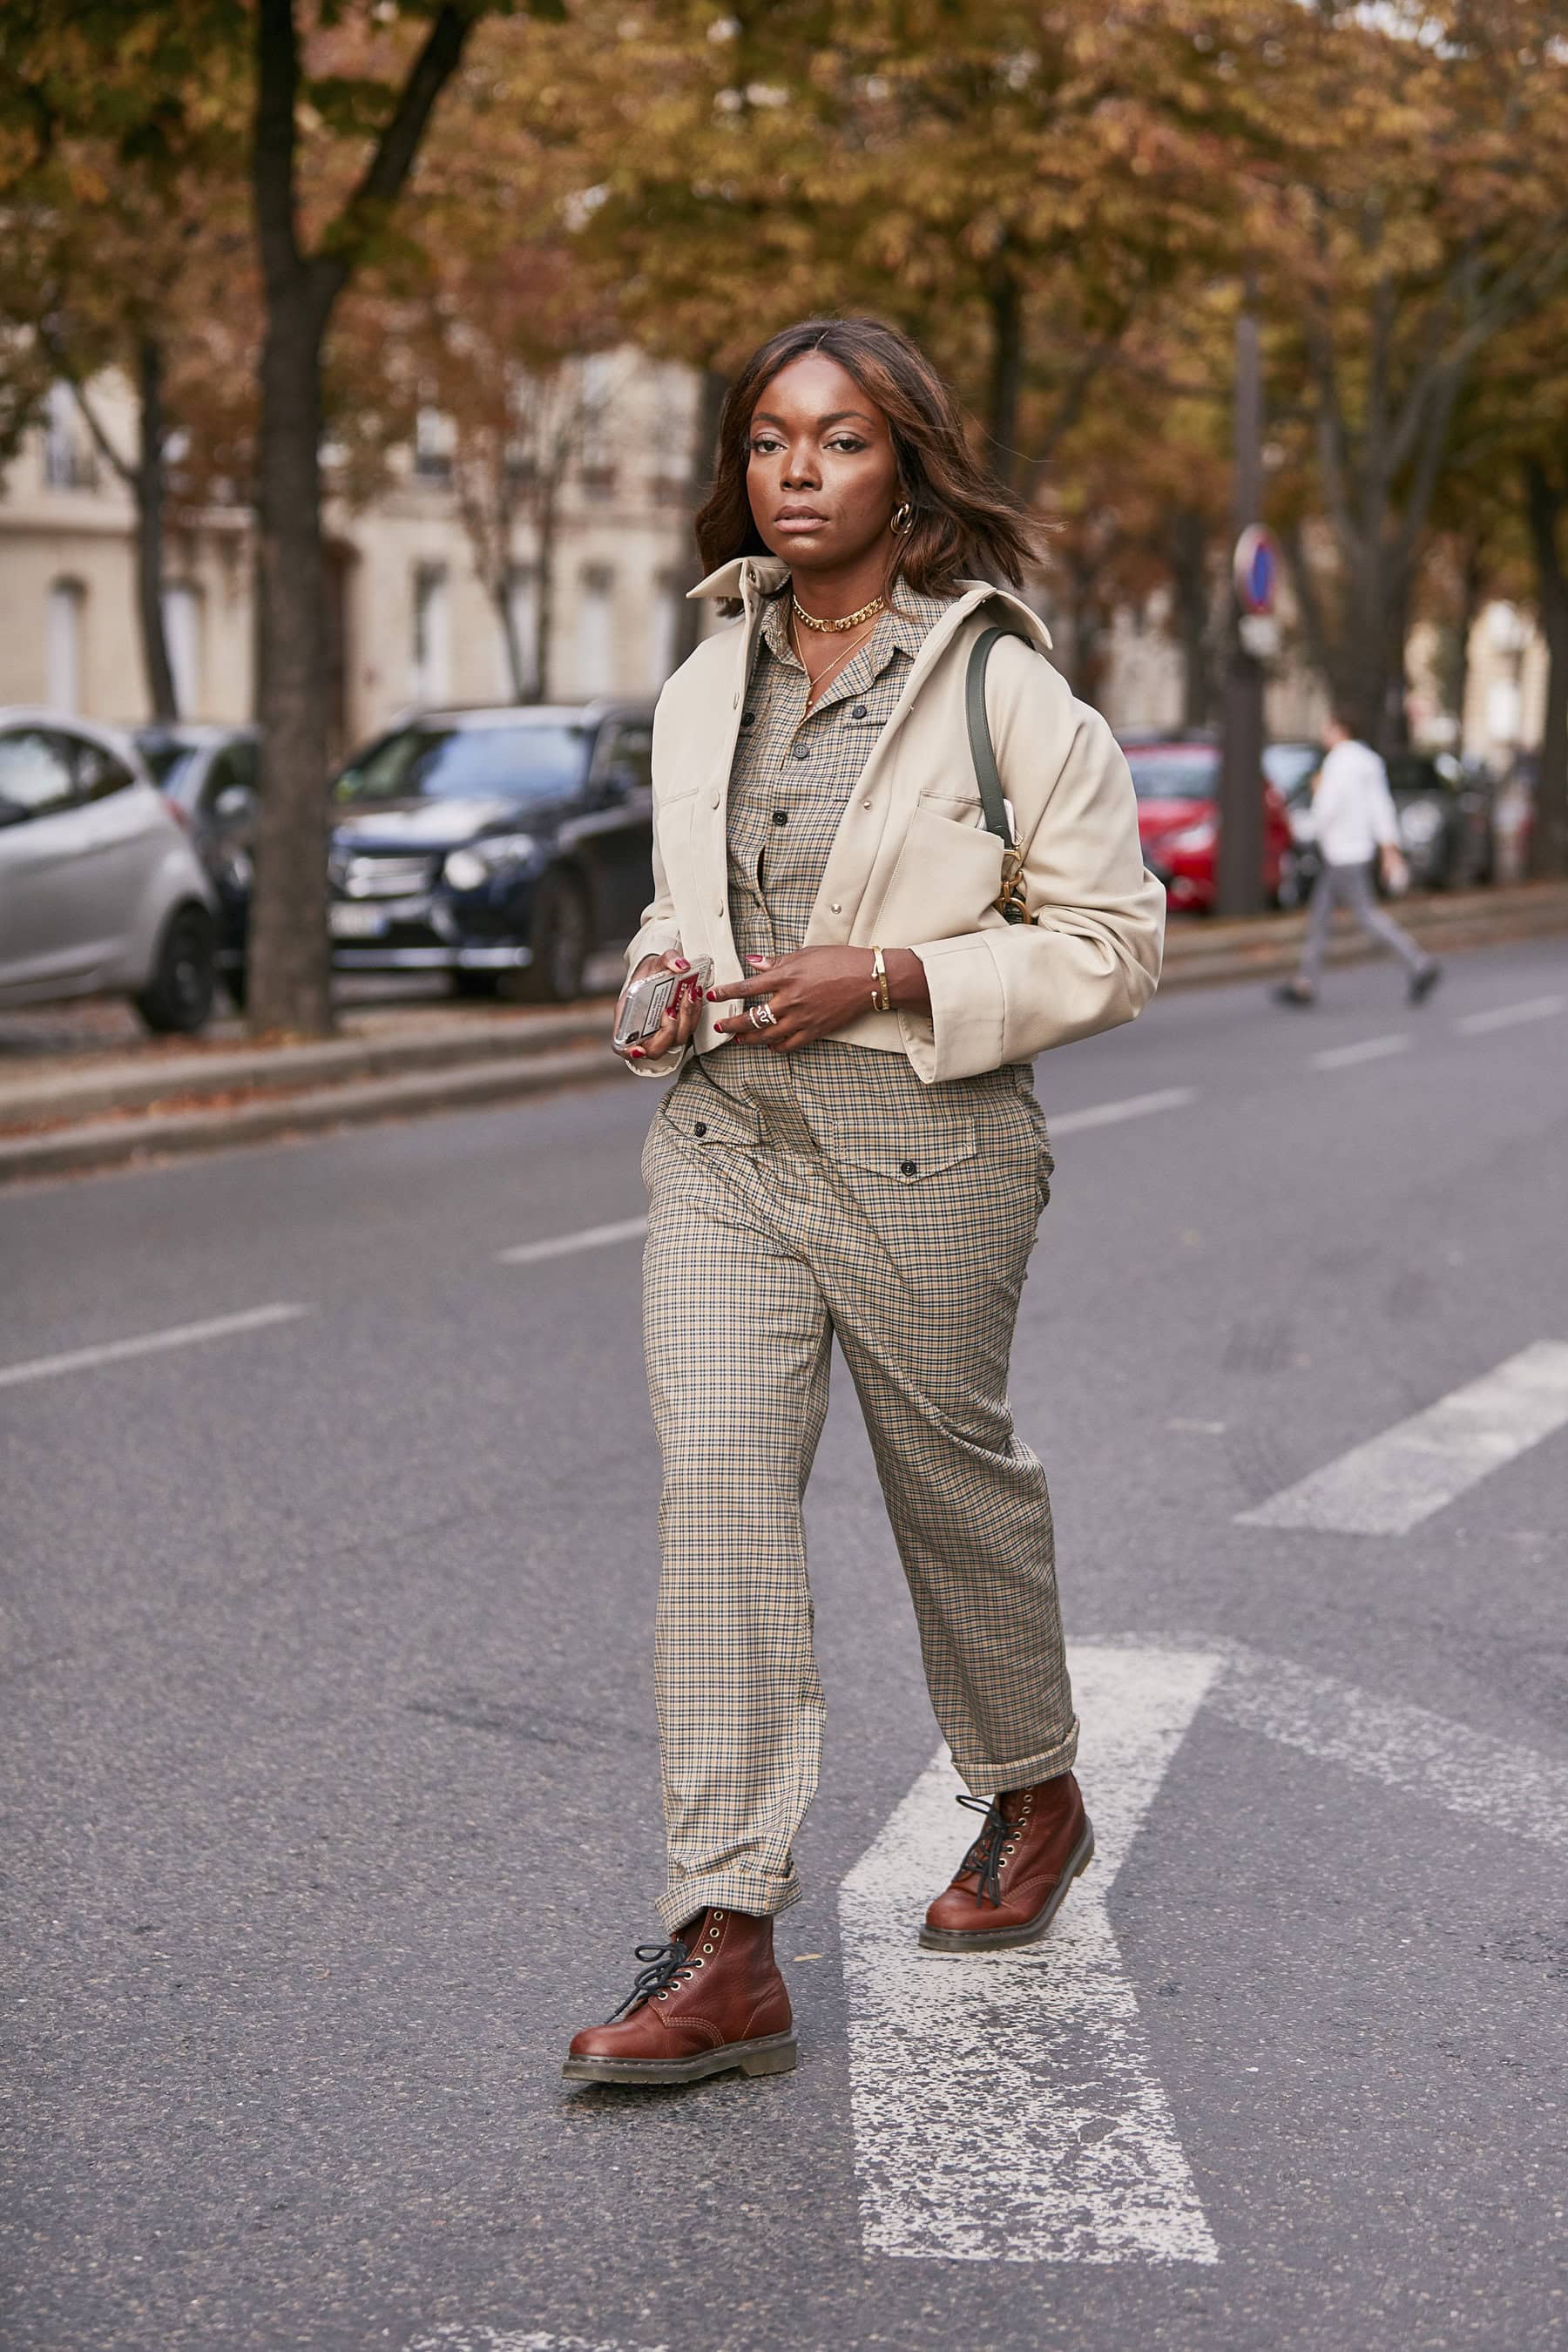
[917,1821,1096,1952]
[561,2029,797,2085]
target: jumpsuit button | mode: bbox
[772,809,788,825]
[793,743,810,760]
[900,1158,918,1176]
[693,1121,708,1138]
[852,702,868,718]
[740,712,755,727]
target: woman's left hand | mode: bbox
[708,946,928,1049]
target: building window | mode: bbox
[162,583,203,717]
[578,355,616,501]
[43,384,96,491]
[411,562,450,704]
[413,405,454,485]
[576,564,615,697]
[46,578,86,711]
[651,568,685,686]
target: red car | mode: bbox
[1118,735,1294,914]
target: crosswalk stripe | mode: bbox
[0,1302,312,1391]
[1236,1339,1568,1534]
[1207,1639,1568,1856]
[839,1644,1221,2266]
[498,1216,648,1265]
[1456,993,1564,1035]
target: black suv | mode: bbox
[327,701,656,1001]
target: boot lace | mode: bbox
[954,1794,1010,1908]
[609,1934,696,2021]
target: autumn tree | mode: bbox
[1263,0,1568,751]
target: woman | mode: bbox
[564,316,1163,2087]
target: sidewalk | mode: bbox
[1,882,1563,1183]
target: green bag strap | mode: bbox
[964,624,1030,847]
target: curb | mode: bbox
[1,883,1562,1186]
[0,1042,625,1182]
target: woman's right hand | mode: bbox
[612,950,702,1064]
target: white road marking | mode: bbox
[1456,992,1565,1036]
[840,1644,1222,2266]
[1168,1416,1227,1435]
[498,1215,648,1266]
[1049,1086,1197,1136]
[1236,1339,1568,1534]
[407,2332,664,2352]
[1309,1033,1409,1071]
[0,1302,312,1392]
[1207,1639,1568,1857]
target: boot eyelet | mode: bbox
[693,1956,705,1965]
[713,1909,725,1918]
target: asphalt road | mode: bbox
[4,938,1567,2352]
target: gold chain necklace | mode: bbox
[794,611,875,706]
[793,591,886,633]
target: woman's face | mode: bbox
[745,352,902,578]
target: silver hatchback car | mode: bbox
[0,709,219,1033]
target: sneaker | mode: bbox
[1272,981,1315,1009]
[1409,963,1442,1005]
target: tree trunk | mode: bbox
[983,256,1024,488]
[669,365,729,669]
[246,0,473,1034]
[497,575,528,701]
[1169,508,1213,728]
[1525,458,1568,880]
[249,290,333,1035]
[133,338,179,721]
[531,481,558,703]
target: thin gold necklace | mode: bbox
[793,591,886,633]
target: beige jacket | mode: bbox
[626,555,1165,1082]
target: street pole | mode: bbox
[1217,302,1266,916]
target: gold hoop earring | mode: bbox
[892,501,915,534]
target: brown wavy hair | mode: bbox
[694,315,1042,614]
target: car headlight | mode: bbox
[1399,801,1443,847]
[443,834,538,891]
[1166,818,1218,855]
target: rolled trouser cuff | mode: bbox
[952,1714,1079,1797]
[657,1869,804,1935]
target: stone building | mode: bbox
[0,349,1549,776]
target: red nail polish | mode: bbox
[628,1046,644,1058]
[672,957,689,970]
[704,989,719,1001]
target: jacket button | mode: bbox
[900,1158,918,1176]
[829,901,841,913]
[716,903,726,917]
[711,793,720,808]
[693,1121,708,1138]
[862,797,873,809]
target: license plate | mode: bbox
[330,902,389,938]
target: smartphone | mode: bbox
[613,957,713,1050]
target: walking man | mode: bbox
[1274,714,1442,1009]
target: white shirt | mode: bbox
[1312,739,1400,866]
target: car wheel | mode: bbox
[450,970,501,1000]
[519,871,590,1003]
[133,902,218,1034]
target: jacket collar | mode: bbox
[688,557,1052,652]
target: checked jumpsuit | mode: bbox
[643,587,1077,1934]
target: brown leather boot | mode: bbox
[919,1772,1095,1952]
[562,1908,797,2085]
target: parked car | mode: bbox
[137,723,259,1003]
[1117,735,1294,914]
[0,709,217,1031]
[325,700,657,1000]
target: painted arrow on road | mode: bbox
[839,1637,1568,2268]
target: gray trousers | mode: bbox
[1299,861,1430,988]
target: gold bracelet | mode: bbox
[871,944,891,1014]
